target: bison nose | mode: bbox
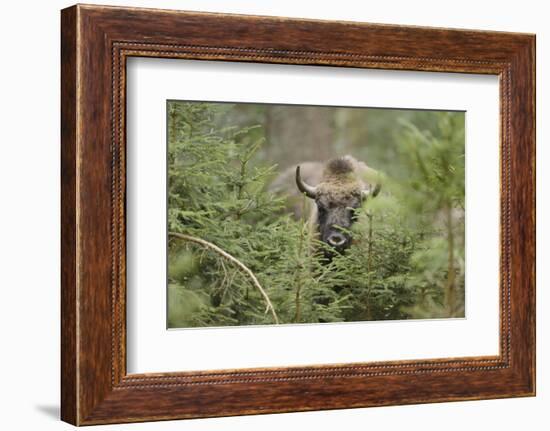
[327,232,347,248]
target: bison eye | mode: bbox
[316,204,327,222]
[317,205,326,215]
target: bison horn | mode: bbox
[362,182,381,200]
[295,166,317,199]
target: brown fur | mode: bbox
[270,155,379,219]
[271,155,381,257]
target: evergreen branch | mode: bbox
[168,232,280,324]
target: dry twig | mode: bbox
[168,232,279,324]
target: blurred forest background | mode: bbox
[167,100,465,328]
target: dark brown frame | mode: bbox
[61,4,535,426]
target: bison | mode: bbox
[271,155,381,257]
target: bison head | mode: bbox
[295,157,380,257]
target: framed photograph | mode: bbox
[61,4,535,425]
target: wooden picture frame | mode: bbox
[61,4,535,425]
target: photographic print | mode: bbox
[167,101,466,329]
[61,6,535,423]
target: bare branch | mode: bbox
[168,232,279,324]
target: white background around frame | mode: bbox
[126,58,500,373]
[1,0,547,430]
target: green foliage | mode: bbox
[395,113,466,317]
[167,101,465,328]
